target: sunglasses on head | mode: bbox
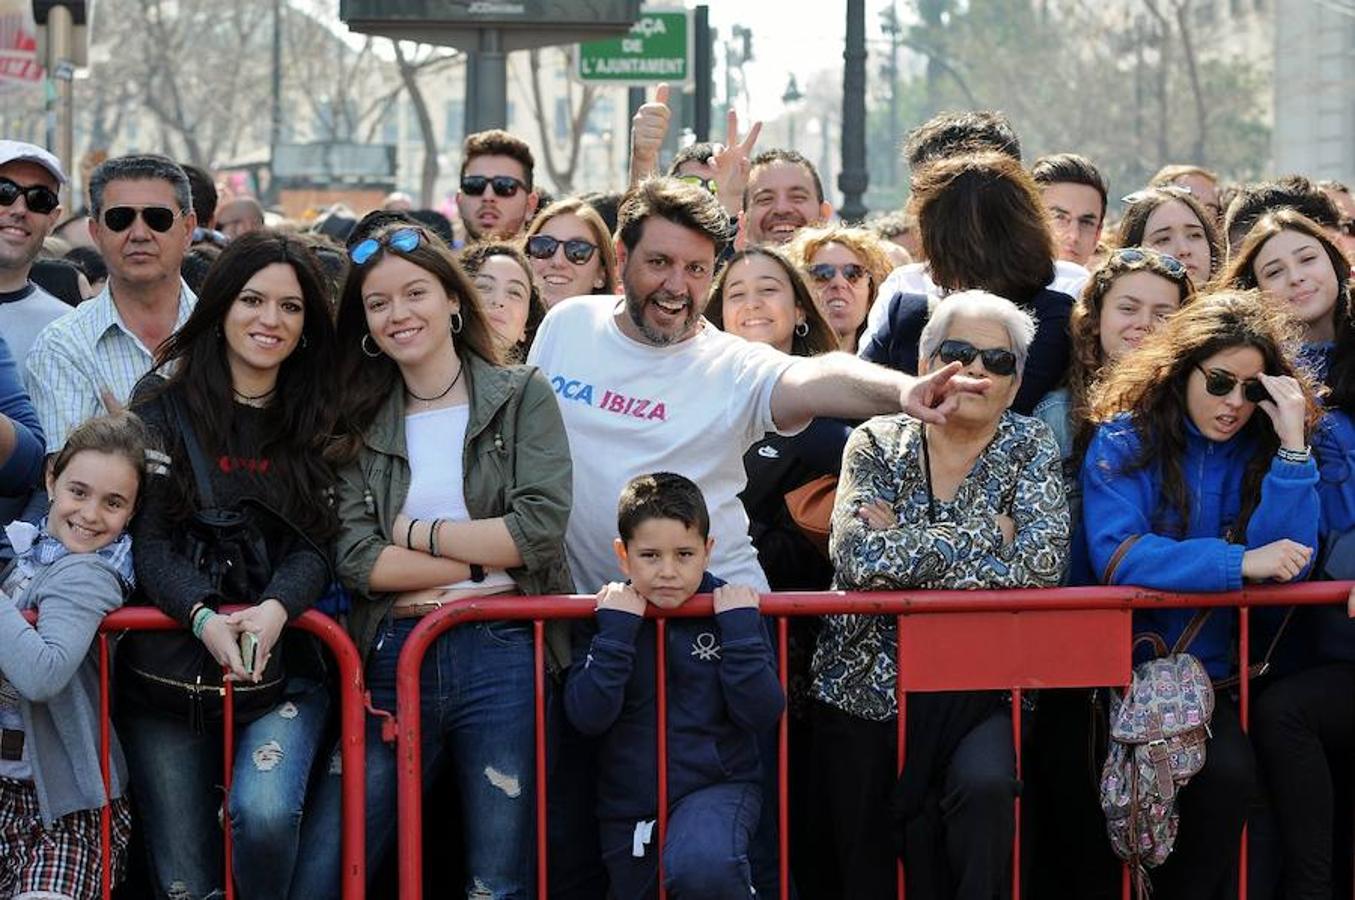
[460,175,527,198]
[101,206,181,233]
[675,174,718,195]
[0,177,59,215]
[806,262,867,284]
[1112,247,1189,279]
[349,227,422,266]
[933,338,1018,376]
[1196,365,1270,404]
[525,234,599,265]
[1122,184,1194,206]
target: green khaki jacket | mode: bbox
[335,355,573,665]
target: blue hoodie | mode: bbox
[564,572,785,822]
[1081,414,1319,678]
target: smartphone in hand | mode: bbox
[240,632,259,675]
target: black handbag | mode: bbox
[120,392,324,730]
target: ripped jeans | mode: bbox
[118,676,330,900]
[299,616,537,898]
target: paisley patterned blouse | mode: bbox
[811,410,1070,721]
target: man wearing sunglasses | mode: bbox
[26,154,196,452]
[455,129,539,242]
[0,141,76,368]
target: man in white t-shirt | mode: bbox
[528,177,985,593]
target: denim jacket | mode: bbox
[334,355,574,664]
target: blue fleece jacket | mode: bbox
[564,572,785,822]
[1298,410,1355,663]
[1081,414,1320,678]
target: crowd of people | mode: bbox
[0,86,1353,900]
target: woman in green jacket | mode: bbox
[316,224,572,897]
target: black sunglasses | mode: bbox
[933,338,1018,376]
[349,227,422,266]
[0,177,60,215]
[807,262,867,284]
[102,206,180,233]
[1196,366,1270,404]
[525,234,598,265]
[460,175,527,198]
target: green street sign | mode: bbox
[576,9,691,85]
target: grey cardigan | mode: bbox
[0,553,129,824]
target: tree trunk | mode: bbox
[394,41,440,208]
[1172,0,1208,163]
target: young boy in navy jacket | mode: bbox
[565,472,785,899]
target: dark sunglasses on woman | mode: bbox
[525,235,598,265]
[1112,247,1189,280]
[0,177,60,215]
[807,262,867,284]
[349,227,423,266]
[932,338,1018,376]
[460,175,527,198]
[102,206,180,233]
[1196,365,1271,404]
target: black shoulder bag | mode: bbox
[120,394,326,730]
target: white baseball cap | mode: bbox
[0,140,67,184]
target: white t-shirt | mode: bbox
[402,405,515,592]
[860,259,1090,354]
[527,296,797,593]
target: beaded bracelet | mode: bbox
[191,606,216,640]
[1277,445,1312,464]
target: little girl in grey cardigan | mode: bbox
[0,412,151,900]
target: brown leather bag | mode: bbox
[784,474,838,557]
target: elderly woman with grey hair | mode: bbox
[808,290,1069,900]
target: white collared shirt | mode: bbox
[24,279,196,450]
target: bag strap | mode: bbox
[1169,609,1213,656]
[1214,605,1297,690]
[166,389,219,509]
[919,425,937,524]
[166,390,335,585]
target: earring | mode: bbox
[794,321,809,337]
[361,334,382,358]
[300,334,309,350]
[450,311,464,335]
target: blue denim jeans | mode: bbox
[600,781,762,900]
[118,675,330,900]
[302,616,538,898]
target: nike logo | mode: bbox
[757,445,779,459]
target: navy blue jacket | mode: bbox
[1295,410,1355,664]
[858,289,1073,416]
[1081,414,1319,678]
[564,573,785,821]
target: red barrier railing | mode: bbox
[39,607,369,900]
[391,582,1355,900]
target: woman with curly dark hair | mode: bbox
[1081,290,1323,899]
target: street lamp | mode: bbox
[781,74,803,151]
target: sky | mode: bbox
[697,0,902,122]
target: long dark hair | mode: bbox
[705,245,837,357]
[330,224,501,464]
[1219,209,1355,407]
[1066,248,1196,461]
[1116,188,1221,281]
[911,151,1056,304]
[142,230,339,537]
[1091,290,1321,536]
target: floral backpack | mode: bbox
[1099,612,1215,894]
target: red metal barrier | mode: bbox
[392,582,1355,900]
[37,607,369,900]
